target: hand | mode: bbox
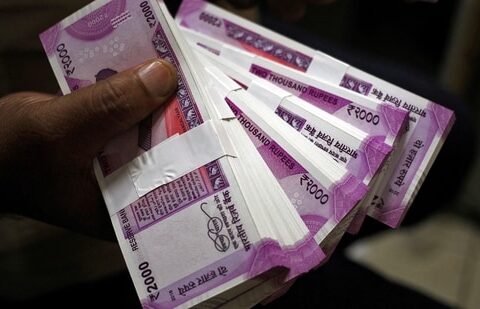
[0,59,177,240]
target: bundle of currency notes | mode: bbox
[40,0,455,307]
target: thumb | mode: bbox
[46,59,177,152]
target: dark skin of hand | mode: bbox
[0,59,177,240]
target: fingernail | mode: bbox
[138,60,177,98]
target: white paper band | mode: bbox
[247,79,291,112]
[306,51,349,84]
[97,120,237,215]
[203,66,241,119]
[221,44,256,70]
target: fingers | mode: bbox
[42,59,177,153]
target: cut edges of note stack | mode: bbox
[202,64,368,252]
[175,0,455,229]
[197,64,370,308]
[179,28,409,233]
[191,45,401,233]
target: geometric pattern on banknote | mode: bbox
[111,10,132,29]
[152,24,202,129]
[205,160,229,191]
[300,214,328,235]
[274,106,306,132]
[339,74,373,96]
[223,20,312,71]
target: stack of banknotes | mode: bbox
[40,0,455,307]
